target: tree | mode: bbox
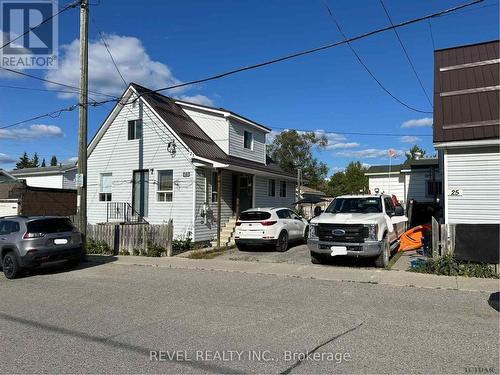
[16,152,32,169]
[325,161,368,196]
[50,155,58,166]
[406,144,426,161]
[267,130,329,190]
[31,153,39,168]
[41,158,46,167]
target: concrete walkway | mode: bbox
[87,254,500,293]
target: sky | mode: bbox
[0,0,498,174]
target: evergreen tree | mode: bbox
[31,153,39,168]
[41,158,46,167]
[15,152,32,169]
[50,155,58,166]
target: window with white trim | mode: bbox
[128,119,142,140]
[243,131,253,149]
[268,179,275,197]
[99,173,112,201]
[157,170,173,202]
[279,181,287,197]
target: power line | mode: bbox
[117,0,482,106]
[0,83,111,98]
[379,0,433,108]
[0,0,81,51]
[320,0,432,114]
[271,127,432,138]
[0,105,78,130]
[427,20,436,50]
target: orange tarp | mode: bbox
[399,224,431,252]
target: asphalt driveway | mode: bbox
[217,243,386,268]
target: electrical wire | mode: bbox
[379,0,433,108]
[320,0,431,114]
[0,105,78,130]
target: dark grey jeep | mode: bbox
[0,216,83,279]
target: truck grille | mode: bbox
[317,224,367,243]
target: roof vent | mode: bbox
[414,152,422,160]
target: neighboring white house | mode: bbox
[365,158,442,205]
[87,83,297,245]
[8,164,77,190]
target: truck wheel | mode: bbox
[310,251,323,264]
[236,243,247,251]
[276,231,288,252]
[303,227,309,243]
[375,235,390,268]
[2,251,22,279]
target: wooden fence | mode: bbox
[83,220,174,256]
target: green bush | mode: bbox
[132,248,141,256]
[409,254,499,279]
[86,239,113,255]
[145,244,164,257]
[119,249,130,256]
[172,231,193,253]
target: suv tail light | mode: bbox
[261,220,277,226]
[23,232,46,239]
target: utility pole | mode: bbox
[77,0,89,239]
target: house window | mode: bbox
[128,119,142,140]
[243,131,253,149]
[99,173,112,201]
[157,170,173,202]
[268,179,275,197]
[426,181,442,197]
[279,181,287,197]
[211,172,218,203]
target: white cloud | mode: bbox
[0,124,64,139]
[328,142,360,150]
[0,153,16,164]
[311,129,346,145]
[178,94,214,107]
[362,163,371,169]
[266,130,280,144]
[265,128,348,148]
[67,156,78,163]
[335,148,405,159]
[401,117,433,128]
[400,135,421,144]
[44,34,213,104]
[0,31,30,78]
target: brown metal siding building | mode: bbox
[433,40,499,143]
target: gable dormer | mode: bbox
[176,101,270,164]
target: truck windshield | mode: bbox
[326,197,382,214]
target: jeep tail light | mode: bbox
[23,232,46,239]
[261,220,277,226]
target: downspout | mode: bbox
[216,169,222,249]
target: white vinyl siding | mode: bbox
[87,98,195,238]
[405,170,442,203]
[21,174,64,189]
[228,119,266,163]
[62,169,76,189]
[368,174,405,202]
[445,146,500,224]
[254,175,295,208]
[181,108,230,153]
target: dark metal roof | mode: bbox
[433,40,499,143]
[366,158,438,174]
[365,164,403,174]
[131,83,294,178]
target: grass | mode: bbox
[186,248,229,259]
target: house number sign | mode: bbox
[183,172,190,178]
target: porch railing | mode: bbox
[106,202,148,224]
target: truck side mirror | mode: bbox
[394,206,404,216]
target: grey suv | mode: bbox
[0,216,83,279]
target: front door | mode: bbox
[233,174,253,215]
[133,170,149,218]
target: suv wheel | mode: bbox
[375,235,390,268]
[276,231,288,252]
[3,251,22,279]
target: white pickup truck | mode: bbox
[307,194,407,267]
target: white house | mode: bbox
[87,83,297,246]
[9,164,77,190]
[365,158,442,205]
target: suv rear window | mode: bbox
[239,211,271,221]
[26,218,74,234]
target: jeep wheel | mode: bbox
[3,251,22,279]
[276,231,288,252]
[375,235,390,268]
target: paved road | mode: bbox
[0,261,498,374]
